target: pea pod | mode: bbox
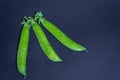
[38,16,86,52]
[30,18,62,62]
[17,19,30,77]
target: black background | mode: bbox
[0,0,120,80]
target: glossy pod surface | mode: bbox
[17,20,30,77]
[31,19,62,62]
[40,18,86,51]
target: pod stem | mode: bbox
[34,11,43,21]
[21,16,32,29]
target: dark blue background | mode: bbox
[0,0,120,80]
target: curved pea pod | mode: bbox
[17,19,30,77]
[31,19,62,62]
[39,18,86,52]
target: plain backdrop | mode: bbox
[0,0,120,80]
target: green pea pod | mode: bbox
[17,19,30,78]
[39,17,86,52]
[31,19,62,62]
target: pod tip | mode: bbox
[51,57,63,63]
[24,76,26,79]
[23,73,26,79]
[85,49,88,52]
